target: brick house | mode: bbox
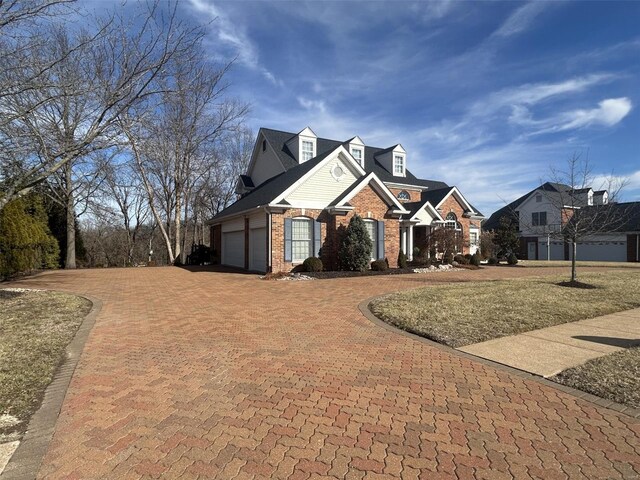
[207,127,484,273]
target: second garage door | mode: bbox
[249,227,267,272]
[222,230,244,268]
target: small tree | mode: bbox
[479,231,496,260]
[397,250,407,268]
[338,214,372,272]
[493,217,519,257]
[429,226,463,261]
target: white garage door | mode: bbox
[222,231,244,268]
[249,227,267,272]
[569,241,627,262]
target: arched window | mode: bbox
[445,212,460,230]
[397,190,411,201]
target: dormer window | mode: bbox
[351,147,363,166]
[393,155,405,176]
[301,140,314,162]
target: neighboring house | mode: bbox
[484,182,640,262]
[206,127,484,273]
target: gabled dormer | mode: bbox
[286,126,317,163]
[235,175,255,196]
[346,136,365,168]
[375,144,406,177]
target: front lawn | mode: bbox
[0,289,91,442]
[519,260,640,269]
[552,347,640,410]
[370,271,640,348]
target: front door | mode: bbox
[527,241,537,260]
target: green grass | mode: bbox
[0,289,91,442]
[553,347,640,410]
[519,260,640,268]
[370,271,640,348]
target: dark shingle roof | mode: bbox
[208,148,337,222]
[211,128,457,223]
[261,128,448,190]
[483,182,569,230]
[571,201,640,233]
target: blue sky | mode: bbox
[86,0,640,215]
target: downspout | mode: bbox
[267,210,272,272]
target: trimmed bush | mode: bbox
[507,253,519,265]
[488,257,499,265]
[397,250,408,268]
[454,254,469,265]
[371,259,388,271]
[303,256,323,272]
[470,253,481,267]
[338,215,372,272]
[443,252,454,265]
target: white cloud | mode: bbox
[513,97,633,134]
[297,97,327,115]
[186,0,280,85]
[492,2,550,38]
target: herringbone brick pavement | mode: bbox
[10,266,640,479]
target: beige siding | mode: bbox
[221,217,244,232]
[250,142,285,187]
[249,212,267,229]
[285,158,359,208]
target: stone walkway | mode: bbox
[4,266,640,479]
[459,308,640,377]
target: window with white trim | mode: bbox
[397,190,411,201]
[470,231,478,245]
[301,140,314,162]
[351,148,363,166]
[445,212,460,230]
[364,219,377,260]
[291,218,312,262]
[393,155,405,175]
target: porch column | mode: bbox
[401,227,407,257]
[408,225,414,261]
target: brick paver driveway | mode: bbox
[10,267,640,479]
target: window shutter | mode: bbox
[314,219,322,257]
[377,220,385,260]
[284,218,292,262]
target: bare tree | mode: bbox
[0,0,73,32]
[96,155,149,266]
[0,1,204,214]
[126,47,248,264]
[544,154,630,282]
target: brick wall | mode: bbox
[270,184,402,272]
[210,225,222,263]
[628,234,639,262]
[387,187,422,203]
[437,194,472,255]
[271,208,326,273]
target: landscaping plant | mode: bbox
[397,250,408,268]
[338,214,372,272]
[303,256,323,272]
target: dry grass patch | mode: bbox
[519,260,640,269]
[370,271,640,348]
[553,347,640,410]
[0,289,91,442]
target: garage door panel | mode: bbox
[569,241,627,262]
[222,231,244,268]
[249,227,266,272]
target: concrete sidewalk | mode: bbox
[459,308,640,377]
